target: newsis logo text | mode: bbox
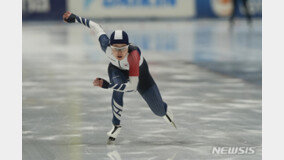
[212,146,256,155]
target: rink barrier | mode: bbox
[22,0,66,20]
[196,0,262,18]
[68,0,196,19]
[23,0,262,21]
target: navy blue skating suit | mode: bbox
[73,15,168,125]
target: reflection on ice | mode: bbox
[107,150,121,160]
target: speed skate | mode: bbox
[107,125,122,144]
[163,108,177,129]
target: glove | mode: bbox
[98,78,110,89]
[65,13,77,23]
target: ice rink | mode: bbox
[23,20,262,160]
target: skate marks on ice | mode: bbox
[23,21,261,160]
[117,60,261,159]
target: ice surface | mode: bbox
[23,20,262,160]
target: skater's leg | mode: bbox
[139,84,167,117]
[107,64,128,142]
[139,84,176,128]
[136,59,167,116]
[137,59,176,128]
[111,91,124,125]
[108,64,128,126]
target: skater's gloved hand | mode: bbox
[63,11,76,23]
[93,78,110,89]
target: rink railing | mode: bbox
[23,0,262,21]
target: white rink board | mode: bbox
[68,0,196,18]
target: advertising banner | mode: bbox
[68,0,196,18]
[22,0,261,21]
[23,0,66,20]
[196,0,262,18]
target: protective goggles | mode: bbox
[110,45,129,51]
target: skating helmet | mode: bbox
[110,30,129,45]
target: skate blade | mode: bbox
[171,121,177,129]
[107,137,116,145]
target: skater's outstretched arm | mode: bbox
[93,50,140,92]
[63,11,109,52]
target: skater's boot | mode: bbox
[107,125,121,144]
[163,108,177,129]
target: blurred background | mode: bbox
[23,0,262,84]
[23,0,262,160]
